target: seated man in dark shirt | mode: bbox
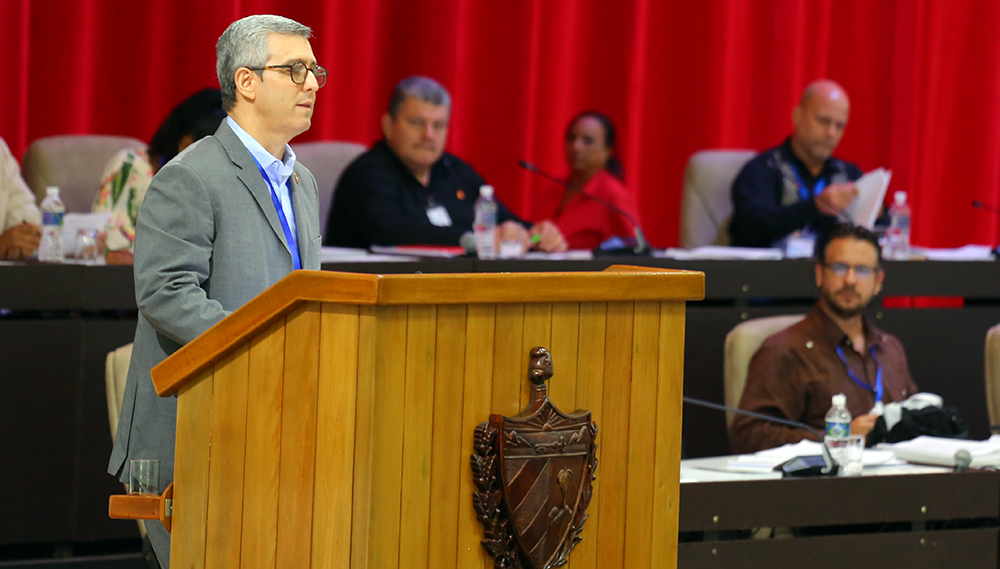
[729,223,918,454]
[729,79,863,248]
[325,75,566,252]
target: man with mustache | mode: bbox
[729,79,862,248]
[325,75,567,253]
[108,15,324,566]
[729,222,917,453]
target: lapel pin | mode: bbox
[456,189,465,200]
[294,173,300,184]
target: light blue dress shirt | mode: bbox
[225,116,297,237]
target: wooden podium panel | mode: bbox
[153,268,703,569]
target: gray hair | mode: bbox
[387,76,451,118]
[216,15,312,111]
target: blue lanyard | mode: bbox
[836,345,883,403]
[250,156,301,270]
[789,163,827,201]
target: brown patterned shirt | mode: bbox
[729,304,918,454]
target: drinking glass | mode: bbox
[74,229,99,261]
[129,459,159,495]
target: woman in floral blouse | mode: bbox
[92,88,224,263]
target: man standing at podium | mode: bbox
[108,15,324,566]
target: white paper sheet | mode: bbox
[911,245,995,261]
[658,246,783,261]
[880,435,1000,468]
[844,167,891,228]
[320,246,419,263]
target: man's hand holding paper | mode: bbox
[815,182,859,216]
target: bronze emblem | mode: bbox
[472,347,598,569]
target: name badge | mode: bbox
[784,230,816,259]
[427,204,453,227]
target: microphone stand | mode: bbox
[682,396,840,476]
[518,160,650,255]
[971,201,1000,258]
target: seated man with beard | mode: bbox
[729,222,918,453]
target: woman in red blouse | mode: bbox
[537,112,639,250]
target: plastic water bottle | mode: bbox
[38,186,65,262]
[473,185,497,260]
[886,191,911,260]
[824,393,852,468]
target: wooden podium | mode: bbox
[145,266,703,568]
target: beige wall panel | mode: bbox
[351,306,378,569]
[398,306,438,568]
[457,304,496,569]
[241,319,285,569]
[367,305,408,568]
[548,303,581,412]
[312,304,360,569]
[623,302,661,567]
[595,302,634,569]
[205,343,250,569]
[492,304,525,416]
[275,303,322,569]
[427,305,468,566]
[566,302,607,569]
[171,368,214,569]
[651,302,686,568]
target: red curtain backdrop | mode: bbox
[2,0,999,248]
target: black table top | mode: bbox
[2,257,998,311]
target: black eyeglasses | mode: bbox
[247,62,328,88]
[825,262,879,279]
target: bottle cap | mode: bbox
[832,393,847,407]
[894,191,906,205]
[46,186,60,196]
[480,185,494,198]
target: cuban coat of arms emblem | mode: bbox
[471,347,599,569]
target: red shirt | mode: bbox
[537,170,638,250]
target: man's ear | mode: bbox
[234,68,257,103]
[874,268,885,296]
[380,113,392,138]
[792,105,802,128]
[815,262,824,289]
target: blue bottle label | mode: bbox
[42,211,64,225]
[826,421,849,438]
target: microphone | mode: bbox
[682,396,840,477]
[971,201,1000,259]
[459,231,477,255]
[518,160,650,255]
[973,200,1000,215]
[954,449,972,472]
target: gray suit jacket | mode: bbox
[108,120,322,487]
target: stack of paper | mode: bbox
[658,246,784,261]
[725,439,895,473]
[320,246,419,263]
[880,436,1000,468]
[369,245,465,258]
[523,250,594,260]
[910,245,996,262]
[726,440,825,472]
